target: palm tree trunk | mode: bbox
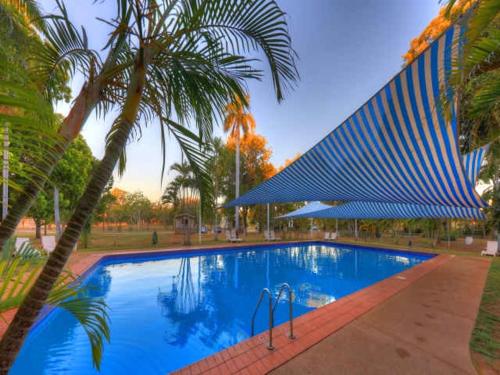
[0,57,146,373]
[0,81,103,249]
[234,136,240,234]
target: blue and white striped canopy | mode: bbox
[278,145,488,220]
[278,201,331,219]
[463,144,489,185]
[229,21,486,209]
[282,201,484,220]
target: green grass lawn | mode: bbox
[470,257,500,370]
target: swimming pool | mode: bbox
[11,242,433,374]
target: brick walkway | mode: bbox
[271,256,490,375]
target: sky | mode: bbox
[39,0,442,201]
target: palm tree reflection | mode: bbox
[157,257,208,346]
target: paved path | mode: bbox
[272,256,490,375]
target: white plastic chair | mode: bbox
[41,235,56,253]
[331,232,338,240]
[324,232,331,240]
[481,241,498,256]
[270,230,281,241]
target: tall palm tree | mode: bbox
[0,0,298,370]
[223,96,256,234]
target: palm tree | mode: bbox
[163,162,199,245]
[0,0,132,248]
[223,96,256,234]
[0,0,298,370]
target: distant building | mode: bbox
[174,213,196,234]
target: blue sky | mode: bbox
[40,0,441,200]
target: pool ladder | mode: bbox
[250,283,296,350]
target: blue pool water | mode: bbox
[11,242,432,374]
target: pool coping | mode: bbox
[0,241,449,374]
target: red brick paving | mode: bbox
[272,256,490,375]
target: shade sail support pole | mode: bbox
[447,219,450,248]
[266,203,270,234]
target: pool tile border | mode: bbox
[172,253,451,375]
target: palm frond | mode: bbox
[31,0,100,101]
[47,272,110,370]
[0,254,110,370]
[163,117,214,212]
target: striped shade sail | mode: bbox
[278,145,488,220]
[278,201,331,219]
[281,201,484,220]
[229,21,486,209]
[463,144,489,186]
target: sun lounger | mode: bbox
[481,241,498,256]
[41,235,56,253]
[226,230,242,243]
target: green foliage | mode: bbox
[47,273,110,370]
[0,245,110,369]
[24,135,95,232]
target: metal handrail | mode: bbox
[272,283,296,340]
[250,288,274,350]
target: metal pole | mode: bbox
[355,219,358,240]
[266,203,270,234]
[288,289,295,340]
[198,202,202,244]
[336,219,338,236]
[235,137,240,233]
[447,219,450,248]
[54,187,62,240]
[2,124,8,220]
[310,218,313,239]
[268,291,274,350]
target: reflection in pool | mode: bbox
[11,242,432,374]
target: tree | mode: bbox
[226,132,276,232]
[0,0,133,249]
[0,1,298,369]
[206,137,232,239]
[163,162,199,245]
[405,0,500,240]
[223,95,256,233]
[122,192,152,230]
[26,136,94,238]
